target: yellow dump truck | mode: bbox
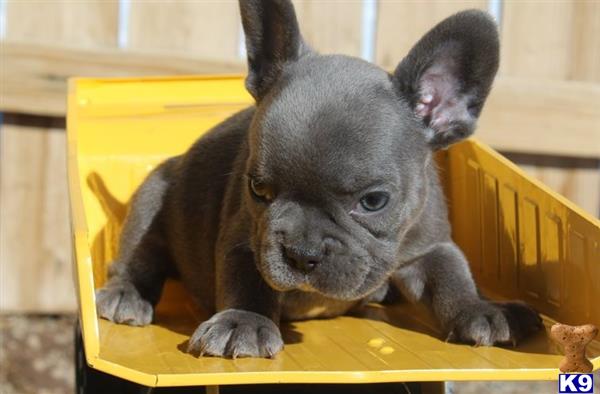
[67,75,599,393]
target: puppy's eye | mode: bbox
[359,192,389,212]
[249,178,273,202]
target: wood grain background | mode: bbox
[0,0,598,312]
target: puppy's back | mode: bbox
[164,107,255,310]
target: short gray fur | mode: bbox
[96,0,542,358]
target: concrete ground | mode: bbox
[0,315,75,394]
[1,315,596,394]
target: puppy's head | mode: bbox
[239,0,499,300]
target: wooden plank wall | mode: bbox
[500,0,600,81]
[375,0,488,69]
[1,0,120,313]
[1,0,598,312]
[497,0,600,220]
[128,1,240,62]
[0,118,74,312]
[4,0,119,47]
[293,0,363,57]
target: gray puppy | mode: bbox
[96,0,542,358]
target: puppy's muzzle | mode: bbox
[284,247,319,273]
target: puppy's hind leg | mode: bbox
[95,162,174,326]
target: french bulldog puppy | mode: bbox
[96,0,542,358]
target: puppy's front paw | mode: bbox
[95,281,153,326]
[188,309,283,359]
[446,300,542,346]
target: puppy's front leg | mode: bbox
[188,246,283,358]
[392,242,542,346]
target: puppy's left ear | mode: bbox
[240,0,309,101]
[393,10,499,150]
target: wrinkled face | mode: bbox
[244,56,431,300]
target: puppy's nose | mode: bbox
[285,247,319,273]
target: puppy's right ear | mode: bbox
[392,10,499,150]
[240,0,309,101]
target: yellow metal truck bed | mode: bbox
[67,76,600,387]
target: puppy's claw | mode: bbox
[445,300,541,347]
[188,309,283,359]
[199,342,211,358]
[95,281,154,327]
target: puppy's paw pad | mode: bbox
[95,282,153,326]
[447,300,542,346]
[188,309,283,359]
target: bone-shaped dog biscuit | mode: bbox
[550,323,598,373]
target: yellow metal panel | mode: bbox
[67,75,600,387]
[447,141,600,329]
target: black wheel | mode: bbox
[221,382,432,394]
[74,322,143,394]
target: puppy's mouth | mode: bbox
[256,241,376,301]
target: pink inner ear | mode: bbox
[415,65,471,134]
